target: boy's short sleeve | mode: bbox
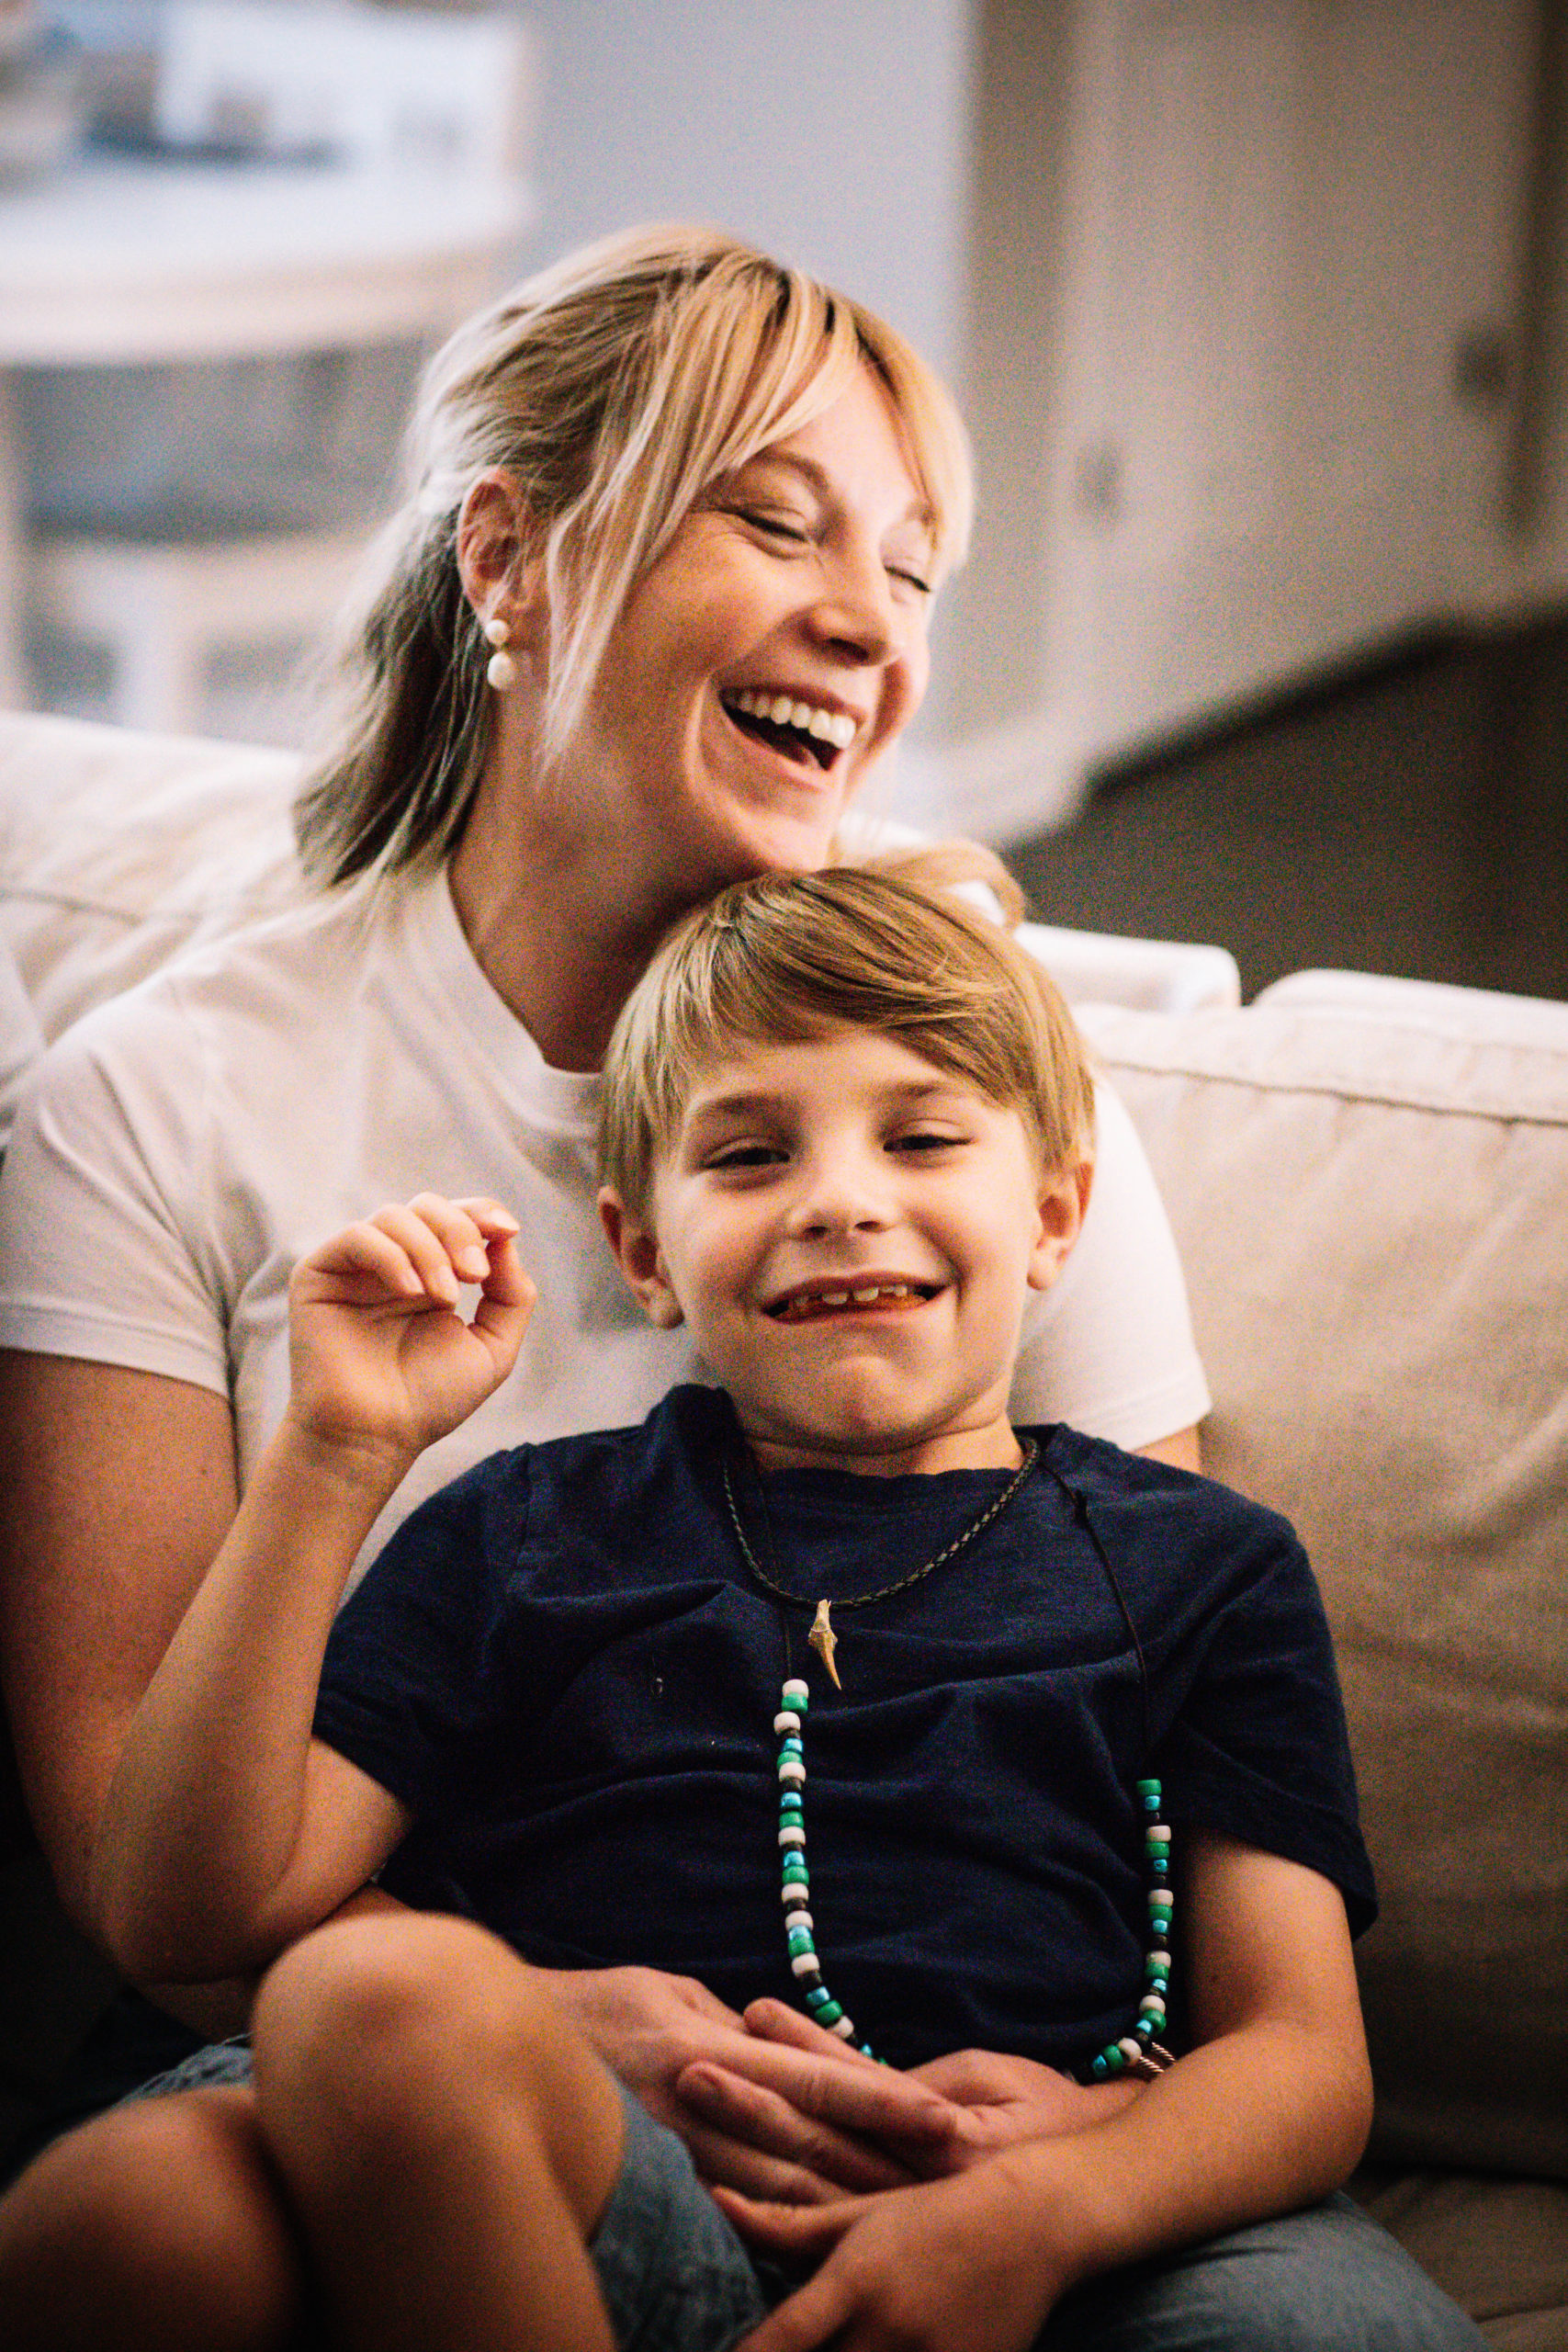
[1154,1508,1377,1933]
[312,1453,524,1820]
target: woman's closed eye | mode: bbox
[739,506,813,548]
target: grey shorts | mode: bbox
[129,2041,781,2352]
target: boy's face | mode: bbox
[600,1028,1086,1475]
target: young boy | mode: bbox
[0,868,1483,2352]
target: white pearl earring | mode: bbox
[482,613,516,693]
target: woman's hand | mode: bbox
[287,1194,534,1468]
[549,1969,958,2199]
[673,1999,1142,2187]
[718,2158,1071,2352]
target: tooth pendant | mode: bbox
[808,1599,840,1688]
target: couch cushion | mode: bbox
[0,713,304,1044]
[1084,996,1568,2187]
[1350,2167,1568,2351]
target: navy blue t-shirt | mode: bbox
[314,1385,1374,2074]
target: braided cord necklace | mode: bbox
[721,1442,1177,2081]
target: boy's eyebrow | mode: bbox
[682,1074,970,1126]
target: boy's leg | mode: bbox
[1042,2191,1489,2351]
[0,2086,306,2352]
[250,1911,629,2352]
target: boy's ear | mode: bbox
[598,1188,684,1329]
[1026,1159,1093,1294]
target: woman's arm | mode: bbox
[721,1834,1373,2352]
[81,1196,532,1984]
[0,1352,241,1928]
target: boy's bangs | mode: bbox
[599,869,1095,1217]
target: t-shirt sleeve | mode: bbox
[0,984,231,1393]
[312,1460,521,1820]
[1010,1075,1211,1448]
[0,932,42,1160]
[1156,1512,1377,1934]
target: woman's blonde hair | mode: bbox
[599,859,1095,1221]
[295,225,972,886]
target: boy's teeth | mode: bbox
[782,1281,918,1318]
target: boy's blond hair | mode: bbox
[599,860,1096,1219]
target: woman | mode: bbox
[0,227,1206,2187]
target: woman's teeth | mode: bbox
[724,688,858,759]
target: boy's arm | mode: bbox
[87,1195,534,1984]
[720,1833,1373,2352]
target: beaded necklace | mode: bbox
[722,1445,1178,2082]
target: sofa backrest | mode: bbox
[1084,990,1568,2180]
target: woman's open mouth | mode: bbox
[720,689,858,771]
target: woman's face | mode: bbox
[559,364,937,904]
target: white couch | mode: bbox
[0,711,1563,2341]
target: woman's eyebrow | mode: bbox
[733,450,934,532]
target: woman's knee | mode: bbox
[0,2088,302,2352]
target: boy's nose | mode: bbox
[784,1155,892,1238]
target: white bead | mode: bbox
[778,1759,806,1785]
[1117,2037,1143,2064]
[773,1711,801,1734]
[791,1952,821,1978]
[782,1679,809,1703]
[784,1909,813,1933]
[1139,1996,1167,2017]
[1148,1951,1171,1971]
[778,1826,806,1847]
[486,649,517,692]
[482,614,510,647]
[1146,1825,1172,1843]
[830,2015,856,2039]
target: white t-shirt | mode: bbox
[0,870,1209,1581]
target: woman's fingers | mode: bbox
[677,2065,917,2195]
[712,2187,863,2255]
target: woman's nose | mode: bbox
[808,543,898,666]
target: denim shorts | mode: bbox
[129,2043,1487,2351]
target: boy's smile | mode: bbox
[601,1029,1086,1476]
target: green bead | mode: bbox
[814,2001,843,2026]
[1135,1778,1161,1799]
[786,1928,815,1956]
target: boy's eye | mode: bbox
[703,1140,787,1172]
[887,563,933,596]
[889,1128,964,1155]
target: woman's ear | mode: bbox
[457,470,547,650]
[598,1188,683,1329]
[1026,1159,1093,1294]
